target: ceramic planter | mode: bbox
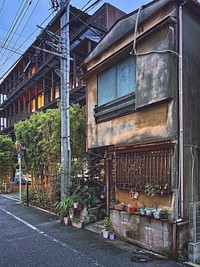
[153,209,161,219]
[146,208,153,218]
[129,207,137,213]
[73,202,78,209]
[140,208,146,216]
[160,210,169,220]
[71,220,83,228]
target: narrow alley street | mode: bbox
[0,195,191,267]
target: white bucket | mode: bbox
[102,229,109,239]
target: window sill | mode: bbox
[94,93,135,123]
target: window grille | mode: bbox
[112,147,173,192]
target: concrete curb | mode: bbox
[184,262,200,267]
[1,193,59,217]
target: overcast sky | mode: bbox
[0,0,149,79]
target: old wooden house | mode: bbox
[85,0,200,261]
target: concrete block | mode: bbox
[188,242,200,263]
[110,209,120,220]
[120,211,129,222]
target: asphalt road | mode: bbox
[0,195,191,267]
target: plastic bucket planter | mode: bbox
[109,233,115,240]
[63,217,69,225]
[102,229,109,239]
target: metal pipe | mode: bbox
[105,153,110,216]
[178,2,185,219]
[172,222,177,260]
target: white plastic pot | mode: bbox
[102,229,109,239]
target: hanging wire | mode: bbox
[0,0,40,71]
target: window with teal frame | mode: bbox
[95,56,136,123]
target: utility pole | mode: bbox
[60,0,71,200]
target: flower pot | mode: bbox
[69,208,74,219]
[77,203,83,211]
[146,208,153,218]
[63,217,69,225]
[71,220,83,228]
[160,211,169,221]
[129,207,137,213]
[153,209,161,219]
[73,202,78,209]
[115,204,125,211]
[102,229,109,239]
[140,208,146,216]
[109,232,115,240]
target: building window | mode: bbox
[98,56,136,105]
[112,144,173,193]
[95,56,136,123]
[55,84,59,99]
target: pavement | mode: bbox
[1,191,199,267]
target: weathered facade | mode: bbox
[85,0,200,261]
[0,3,125,137]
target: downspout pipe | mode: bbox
[178,1,185,219]
[172,1,185,260]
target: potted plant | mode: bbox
[160,209,169,220]
[102,217,115,240]
[71,216,83,228]
[144,183,160,218]
[153,208,161,219]
[56,196,74,224]
[128,201,137,213]
[140,203,146,216]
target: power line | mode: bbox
[0,0,40,71]
[0,0,103,82]
[0,0,33,65]
[0,11,54,80]
[0,1,30,54]
[57,0,103,35]
[0,0,6,13]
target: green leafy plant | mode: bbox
[56,196,74,219]
[196,258,200,265]
[145,183,159,209]
[103,217,114,232]
[71,216,82,222]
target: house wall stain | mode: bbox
[87,22,177,149]
[87,95,174,148]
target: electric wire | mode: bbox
[0,0,40,71]
[0,11,54,80]
[1,0,102,73]
[0,0,31,54]
[0,0,104,111]
[0,0,6,13]
[0,26,35,43]
[0,0,102,82]
[57,0,103,35]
